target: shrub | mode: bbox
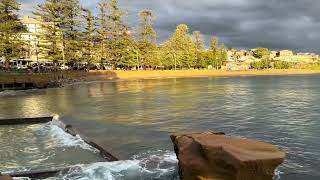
[274,61,292,69]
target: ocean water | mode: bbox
[1,75,320,179]
[0,120,103,173]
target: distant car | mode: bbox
[60,64,69,70]
[17,65,28,70]
[104,66,112,70]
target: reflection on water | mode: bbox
[1,75,320,179]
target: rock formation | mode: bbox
[0,176,13,180]
[171,132,285,180]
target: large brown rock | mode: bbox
[0,176,13,180]
[171,132,285,180]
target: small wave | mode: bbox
[132,150,178,178]
[37,116,98,153]
[47,122,98,152]
[273,169,283,180]
[13,150,284,180]
[0,89,45,97]
[42,150,179,180]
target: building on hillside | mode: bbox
[227,49,237,62]
[270,51,278,59]
[293,53,319,64]
[222,62,250,71]
[273,50,318,64]
[274,50,294,61]
[232,49,258,64]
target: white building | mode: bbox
[20,16,46,61]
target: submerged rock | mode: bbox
[171,132,285,180]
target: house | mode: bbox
[274,50,294,62]
[222,62,250,71]
[294,53,319,64]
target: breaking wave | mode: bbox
[48,120,98,152]
[1,118,100,174]
[40,150,179,180]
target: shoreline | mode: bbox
[110,69,320,80]
[1,69,320,91]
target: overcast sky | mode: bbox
[20,0,320,52]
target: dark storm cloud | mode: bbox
[20,0,320,52]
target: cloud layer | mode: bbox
[19,0,320,52]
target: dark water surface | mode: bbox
[1,75,320,179]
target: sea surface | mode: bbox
[1,75,320,180]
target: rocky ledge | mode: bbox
[0,176,12,180]
[171,132,285,180]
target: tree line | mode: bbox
[0,0,228,70]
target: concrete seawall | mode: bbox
[0,71,119,91]
[0,82,36,91]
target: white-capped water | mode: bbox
[48,121,98,152]
[1,117,180,180]
[0,121,104,173]
[43,150,179,180]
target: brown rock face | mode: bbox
[171,132,285,180]
[0,176,13,180]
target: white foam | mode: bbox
[42,115,99,152]
[0,89,44,97]
[273,169,283,180]
[43,150,179,180]
[13,178,31,180]
[47,122,98,152]
[132,150,178,178]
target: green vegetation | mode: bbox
[274,61,293,69]
[1,0,316,72]
[250,48,271,69]
[0,0,230,70]
[34,0,83,63]
[304,65,320,70]
[138,9,158,69]
[251,58,271,70]
[160,24,196,69]
[0,0,26,64]
[253,48,269,59]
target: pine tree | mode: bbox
[138,9,156,44]
[34,0,83,64]
[219,43,228,68]
[97,0,131,69]
[207,36,219,69]
[138,9,158,68]
[192,31,205,68]
[0,0,26,65]
[97,0,109,64]
[82,8,97,65]
[33,0,64,62]
[62,0,83,64]
[162,24,196,70]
